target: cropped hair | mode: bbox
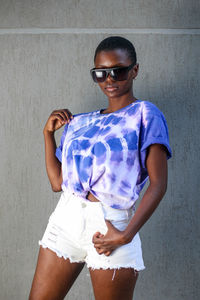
[94,36,137,65]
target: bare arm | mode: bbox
[43,109,73,192]
[122,143,168,243]
[93,143,168,255]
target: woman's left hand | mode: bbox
[92,220,125,256]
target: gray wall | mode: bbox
[0,1,199,299]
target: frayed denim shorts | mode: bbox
[39,191,145,272]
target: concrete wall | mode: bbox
[0,1,199,299]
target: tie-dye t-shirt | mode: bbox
[56,100,172,210]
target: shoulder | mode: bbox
[139,100,165,118]
[138,100,169,132]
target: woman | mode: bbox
[29,36,172,300]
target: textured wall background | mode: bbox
[0,1,199,299]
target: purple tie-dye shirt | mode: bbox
[56,100,172,209]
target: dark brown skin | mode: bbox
[43,109,73,192]
[29,49,168,300]
[90,50,168,257]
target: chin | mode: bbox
[104,90,121,98]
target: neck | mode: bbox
[104,92,137,114]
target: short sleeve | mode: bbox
[55,124,68,163]
[139,102,172,171]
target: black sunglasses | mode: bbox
[90,62,135,83]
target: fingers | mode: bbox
[92,233,104,244]
[104,251,111,256]
[44,108,74,132]
[95,246,112,256]
[96,248,105,255]
[93,234,114,256]
[51,109,73,124]
[93,236,113,254]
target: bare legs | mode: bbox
[29,247,138,300]
[90,268,138,300]
[29,247,85,300]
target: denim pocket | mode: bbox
[111,219,130,231]
[102,205,133,221]
[101,205,134,231]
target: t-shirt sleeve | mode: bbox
[55,124,68,163]
[139,103,172,171]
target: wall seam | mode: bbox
[0,28,199,35]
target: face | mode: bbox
[94,49,139,99]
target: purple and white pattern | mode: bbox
[56,100,172,210]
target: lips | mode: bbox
[105,86,118,92]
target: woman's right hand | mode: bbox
[43,109,73,133]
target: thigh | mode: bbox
[29,247,85,300]
[89,267,139,300]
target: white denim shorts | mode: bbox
[39,191,145,272]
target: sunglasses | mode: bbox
[90,62,135,83]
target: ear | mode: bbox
[132,63,139,79]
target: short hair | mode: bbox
[94,36,137,65]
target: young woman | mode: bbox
[29,36,172,300]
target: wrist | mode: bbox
[43,128,55,136]
[120,230,134,245]
[116,231,130,246]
